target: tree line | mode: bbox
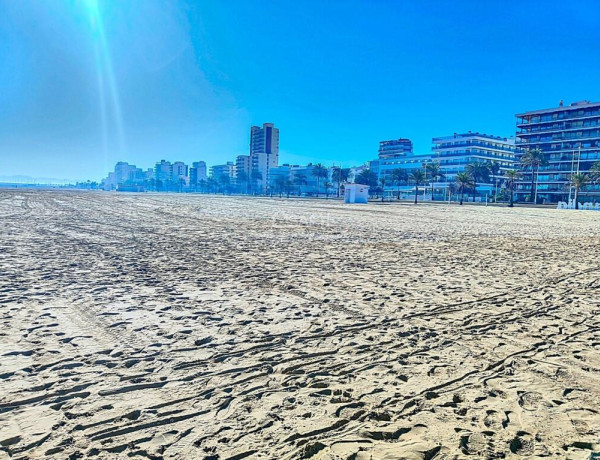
[191,163,352,198]
[354,160,512,205]
[103,151,600,207]
[517,148,600,208]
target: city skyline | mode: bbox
[1,0,599,180]
[96,98,600,205]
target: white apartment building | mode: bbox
[432,132,516,195]
[171,161,189,185]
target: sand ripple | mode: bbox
[1,191,600,459]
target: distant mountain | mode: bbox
[0,175,77,185]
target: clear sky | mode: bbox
[1,0,599,181]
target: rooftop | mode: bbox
[516,100,600,117]
[432,132,512,142]
[379,138,412,146]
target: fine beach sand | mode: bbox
[1,190,600,459]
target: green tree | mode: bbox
[570,173,588,209]
[504,169,522,208]
[391,168,408,200]
[332,167,351,198]
[410,169,426,204]
[356,168,378,189]
[312,163,328,197]
[424,161,445,201]
[466,162,491,201]
[455,172,475,205]
[589,161,600,183]
[379,177,388,201]
[520,148,547,203]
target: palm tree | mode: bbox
[520,148,547,203]
[424,161,445,201]
[504,169,522,208]
[294,173,307,196]
[391,168,408,200]
[356,168,378,197]
[455,172,475,205]
[589,161,600,183]
[332,167,351,198]
[355,168,378,196]
[466,162,491,202]
[570,173,588,209]
[379,177,387,202]
[356,168,378,187]
[410,169,426,204]
[312,163,328,197]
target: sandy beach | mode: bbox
[1,190,600,459]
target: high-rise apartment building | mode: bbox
[210,162,236,184]
[114,162,139,183]
[250,123,279,191]
[102,162,148,190]
[154,160,172,182]
[235,155,251,178]
[432,132,516,195]
[371,138,419,184]
[172,161,189,185]
[378,138,413,158]
[515,100,600,203]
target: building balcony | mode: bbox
[516,134,600,145]
[518,123,600,136]
[434,153,516,162]
[516,109,600,126]
[432,141,516,153]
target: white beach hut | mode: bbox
[344,183,369,204]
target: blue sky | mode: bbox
[1,0,599,180]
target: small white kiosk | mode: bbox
[344,183,369,204]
